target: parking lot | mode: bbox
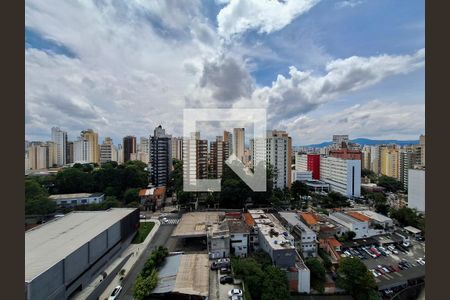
[343,239,425,291]
[208,260,243,300]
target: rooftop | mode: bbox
[404,226,422,234]
[356,210,393,223]
[227,219,250,234]
[243,212,255,226]
[279,212,316,236]
[171,212,224,238]
[25,208,136,282]
[48,193,104,200]
[152,254,209,297]
[331,212,368,225]
[346,211,370,222]
[299,212,319,226]
[249,210,295,250]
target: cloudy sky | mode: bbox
[25,0,424,145]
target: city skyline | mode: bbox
[25,0,424,145]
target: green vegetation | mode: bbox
[169,158,275,209]
[25,179,56,215]
[336,257,380,300]
[312,191,350,209]
[304,258,326,293]
[132,222,155,244]
[133,246,168,300]
[318,249,332,271]
[231,251,291,300]
[337,231,356,242]
[390,207,425,232]
[361,169,378,183]
[364,192,390,215]
[25,160,149,216]
[377,175,403,193]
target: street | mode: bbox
[117,224,176,300]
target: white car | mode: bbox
[162,217,168,223]
[108,286,122,300]
[370,269,379,277]
[228,288,243,298]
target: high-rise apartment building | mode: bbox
[419,134,425,167]
[400,150,417,190]
[136,137,150,163]
[183,132,208,186]
[408,168,425,212]
[210,136,229,178]
[224,131,233,157]
[28,144,48,170]
[320,157,361,197]
[150,125,172,187]
[332,135,349,148]
[295,154,320,180]
[46,141,58,168]
[329,148,362,160]
[123,136,136,163]
[80,129,99,164]
[117,144,124,165]
[100,137,114,164]
[73,137,89,163]
[51,127,67,166]
[380,146,400,179]
[233,128,245,162]
[361,146,371,170]
[66,141,74,164]
[370,146,380,174]
[252,130,292,189]
[171,137,184,161]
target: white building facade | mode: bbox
[408,169,425,212]
[320,157,361,197]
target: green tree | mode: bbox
[291,180,309,199]
[305,258,326,293]
[123,188,140,204]
[378,175,403,193]
[261,266,291,300]
[336,257,378,300]
[133,270,158,300]
[390,207,423,229]
[25,180,56,215]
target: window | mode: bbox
[81,199,87,204]
[71,200,77,204]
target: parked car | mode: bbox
[139,214,146,219]
[220,275,234,284]
[370,269,379,277]
[220,267,231,274]
[228,289,243,298]
[108,286,122,300]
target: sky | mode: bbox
[25,0,425,146]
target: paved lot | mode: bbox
[216,268,242,300]
[354,239,425,288]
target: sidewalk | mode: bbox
[97,218,161,300]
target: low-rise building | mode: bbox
[279,212,318,258]
[329,211,370,239]
[207,221,230,259]
[227,219,250,257]
[356,210,394,230]
[319,237,343,265]
[49,193,104,207]
[291,170,313,183]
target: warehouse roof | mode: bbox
[152,254,209,297]
[48,193,104,200]
[25,208,136,282]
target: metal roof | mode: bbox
[25,208,136,282]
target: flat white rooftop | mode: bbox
[356,210,393,223]
[25,208,136,282]
[172,212,224,238]
[48,193,103,200]
[249,210,295,250]
[279,212,316,236]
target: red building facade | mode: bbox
[307,154,321,180]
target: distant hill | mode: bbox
[299,138,419,148]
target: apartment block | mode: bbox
[320,156,361,197]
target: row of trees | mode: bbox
[133,246,169,300]
[390,207,425,232]
[25,161,149,216]
[169,159,312,209]
[231,251,291,300]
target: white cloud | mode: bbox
[232,49,425,128]
[283,100,425,145]
[217,0,320,40]
[25,0,219,141]
[335,0,363,9]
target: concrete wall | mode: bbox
[27,261,65,300]
[89,230,108,263]
[298,267,311,293]
[272,248,296,268]
[65,244,89,284]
